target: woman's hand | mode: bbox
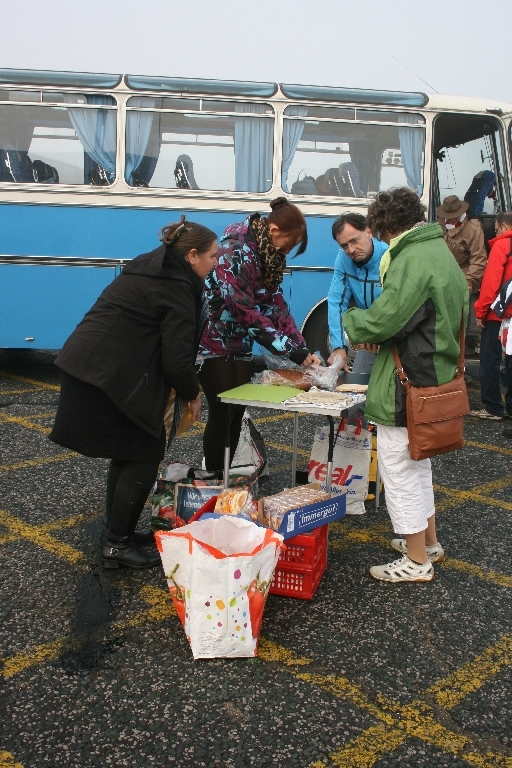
[187,393,202,423]
[301,352,322,366]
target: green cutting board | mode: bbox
[218,383,303,403]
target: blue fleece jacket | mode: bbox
[327,238,389,350]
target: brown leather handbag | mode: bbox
[391,317,470,461]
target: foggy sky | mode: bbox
[1,0,511,106]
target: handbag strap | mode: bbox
[391,313,466,387]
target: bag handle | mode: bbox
[391,312,466,387]
[338,412,364,437]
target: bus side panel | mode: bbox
[0,264,117,349]
[0,204,241,258]
[288,269,333,331]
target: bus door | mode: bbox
[432,111,510,244]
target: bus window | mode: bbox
[0,94,116,185]
[283,109,425,197]
[434,113,507,219]
[125,98,274,192]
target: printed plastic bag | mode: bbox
[232,409,269,477]
[308,417,371,514]
[156,516,284,658]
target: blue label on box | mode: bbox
[277,494,346,539]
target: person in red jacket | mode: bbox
[471,212,512,420]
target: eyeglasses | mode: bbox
[338,233,363,251]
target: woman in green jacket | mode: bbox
[344,188,468,583]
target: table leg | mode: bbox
[223,404,233,490]
[326,416,335,498]
[291,411,299,487]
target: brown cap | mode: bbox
[437,195,469,220]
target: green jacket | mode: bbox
[344,223,469,426]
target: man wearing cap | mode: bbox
[437,195,487,294]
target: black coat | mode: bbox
[55,245,203,439]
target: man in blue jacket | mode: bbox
[327,212,388,372]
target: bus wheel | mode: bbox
[302,300,355,366]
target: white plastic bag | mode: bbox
[232,409,269,477]
[155,517,283,659]
[307,417,371,514]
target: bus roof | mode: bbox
[0,68,511,115]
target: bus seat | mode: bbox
[174,154,199,190]
[1,147,37,182]
[464,170,496,216]
[290,173,318,195]
[339,162,361,197]
[32,160,59,184]
[316,163,361,197]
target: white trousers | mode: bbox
[376,425,435,535]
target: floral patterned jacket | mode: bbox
[198,215,309,360]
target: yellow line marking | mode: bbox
[329,523,512,590]
[266,441,310,458]
[0,750,25,768]
[0,412,51,435]
[0,373,60,392]
[19,412,56,420]
[1,585,175,678]
[0,388,34,396]
[257,639,311,666]
[252,412,295,425]
[434,484,512,512]
[427,633,512,709]
[0,509,88,567]
[0,452,80,473]
[465,439,512,456]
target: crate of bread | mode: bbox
[257,483,345,539]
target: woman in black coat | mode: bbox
[49,219,218,570]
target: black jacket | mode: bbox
[55,245,203,439]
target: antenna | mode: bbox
[392,56,439,94]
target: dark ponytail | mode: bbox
[267,197,308,255]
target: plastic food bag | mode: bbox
[231,409,269,477]
[155,517,284,658]
[252,351,343,391]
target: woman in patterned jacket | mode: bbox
[199,197,319,470]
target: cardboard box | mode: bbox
[257,483,346,540]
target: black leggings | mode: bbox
[199,357,252,471]
[105,459,161,538]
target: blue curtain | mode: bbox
[348,138,372,196]
[64,94,116,182]
[125,97,158,186]
[234,104,273,192]
[281,107,307,192]
[398,114,424,195]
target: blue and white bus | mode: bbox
[1,68,511,358]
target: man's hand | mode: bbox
[475,317,485,329]
[327,347,350,370]
[301,352,322,366]
[354,343,379,354]
[186,393,202,423]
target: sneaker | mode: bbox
[469,409,503,420]
[391,538,445,563]
[370,555,434,583]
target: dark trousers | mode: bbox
[199,356,252,471]
[479,320,511,416]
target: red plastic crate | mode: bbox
[269,524,328,599]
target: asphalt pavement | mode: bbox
[0,350,511,768]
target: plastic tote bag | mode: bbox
[155,516,284,659]
[308,417,371,515]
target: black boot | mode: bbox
[102,534,161,570]
[132,528,155,546]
